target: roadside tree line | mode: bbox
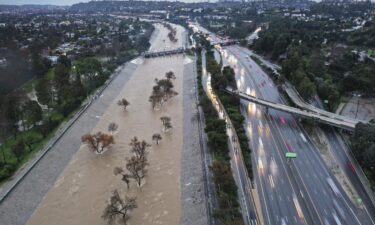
[351,122,375,191]
[196,49,244,225]
[205,49,254,182]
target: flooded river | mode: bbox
[26,23,186,225]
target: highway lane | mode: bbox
[310,87,375,224]
[191,22,374,225]
[227,44,360,223]
[243,31,375,223]
[218,47,315,225]
[221,45,373,225]
[237,42,375,224]
[323,127,375,224]
[238,44,375,224]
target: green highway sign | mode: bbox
[286,152,297,158]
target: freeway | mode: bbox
[222,46,372,225]
[192,22,375,225]
[239,41,375,224]
[285,84,375,219]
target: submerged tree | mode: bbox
[123,137,151,186]
[114,167,131,189]
[165,71,176,81]
[152,133,162,144]
[149,77,178,110]
[108,122,119,134]
[81,132,115,154]
[102,189,137,225]
[129,136,151,162]
[160,116,172,132]
[117,98,130,111]
[126,156,148,186]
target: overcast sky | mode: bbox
[0,0,92,5]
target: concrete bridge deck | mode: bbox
[143,47,186,58]
[224,88,358,131]
[283,83,368,125]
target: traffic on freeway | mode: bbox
[191,22,375,225]
[221,44,375,225]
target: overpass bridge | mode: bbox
[143,47,185,58]
[142,39,237,58]
[283,83,368,125]
[211,39,239,46]
[224,88,358,131]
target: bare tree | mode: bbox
[108,122,118,134]
[165,71,176,81]
[160,116,171,126]
[129,137,150,163]
[102,189,137,225]
[126,156,148,186]
[117,98,130,111]
[81,132,115,154]
[160,116,172,132]
[152,133,162,144]
[149,95,159,110]
[164,122,172,131]
[114,167,131,189]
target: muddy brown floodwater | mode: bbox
[27,23,186,225]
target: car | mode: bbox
[347,161,355,173]
[279,116,286,125]
[327,177,341,197]
[286,141,293,152]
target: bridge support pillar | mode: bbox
[265,106,269,114]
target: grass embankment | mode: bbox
[196,51,244,224]
[0,60,118,184]
[206,50,254,181]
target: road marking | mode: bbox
[228,47,309,224]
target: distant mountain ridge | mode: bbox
[0,4,67,12]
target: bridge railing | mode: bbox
[225,88,356,131]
